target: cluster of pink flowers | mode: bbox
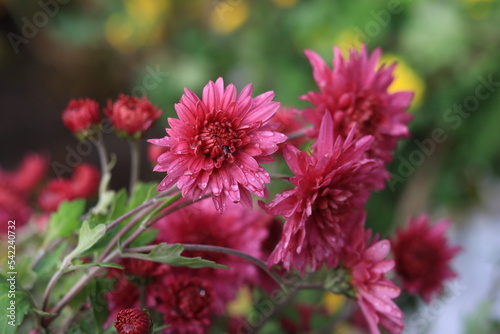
[106,200,273,333]
[142,45,460,334]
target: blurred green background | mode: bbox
[1,0,500,234]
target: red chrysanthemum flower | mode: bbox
[37,179,74,212]
[115,308,153,334]
[150,273,215,334]
[36,163,101,213]
[342,226,404,334]
[10,152,48,194]
[301,45,413,165]
[0,152,48,231]
[0,184,32,234]
[105,94,162,138]
[265,113,382,273]
[149,77,287,212]
[70,163,101,198]
[119,258,169,278]
[391,214,461,303]
[155,198,270,312]
[62,98,101,137]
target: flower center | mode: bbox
[195,111,247,167]
[396,241,438,279]
[177,284,210,317]
[344,91,385,139]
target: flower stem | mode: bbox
[97,192,181,262]
[129,140,140,196]
[47,193,191,319]
[285,127,312,141]
[93,137,110,198]
[127,243,289,293]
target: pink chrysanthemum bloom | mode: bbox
[155,198,270,312]
[301,45,413,165]
[149,77,287,212]
[391,214,461,303]
[265,113,382,273]
[342,226,404,334]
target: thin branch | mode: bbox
[127,243,288,293]
[129,140,140,196]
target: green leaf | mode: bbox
[43,199,86,247]
[87,279,110,333]
[130,228,159,248]
[0,275,31,334]
[108,189,128,221]
[66,262,124,271]
[127,182,158,211]
[33,241,67,278]
[15,258,37,290]
[122,243,230,269]
[32,309,57,317]
[65,221,106,262]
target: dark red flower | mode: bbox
[391,214,461,303]
[155,198,269,312]
[115,308,153,334]
[120,258,169,277]
[105,94,162,138]
[62,98,101,136]
[151,274,215,334]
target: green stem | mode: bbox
[41,256,72,312]
[93,138,110,198]
[98,192,181,262]
[127,243,289,293]
[285,127,312,141]
[48,194,190,318]
[129,140,140,196]
[106,188,177,232]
